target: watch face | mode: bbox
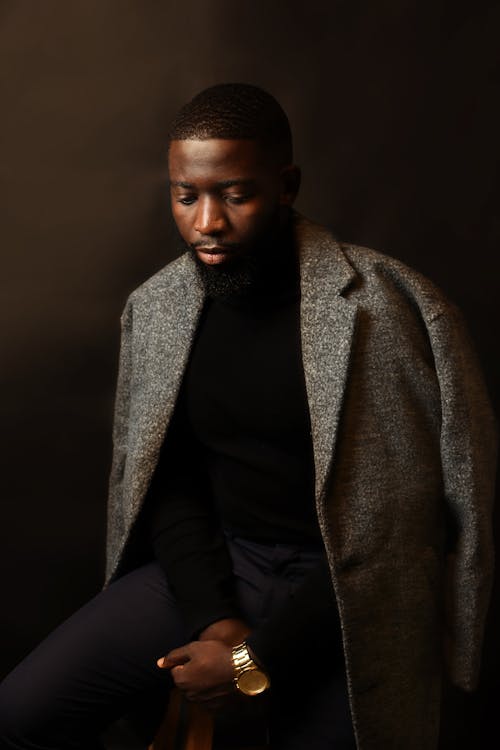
[237,669,270,696]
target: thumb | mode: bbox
[157,646,191,669]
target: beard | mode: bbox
[173,211,295,302]
[192,246,262,299]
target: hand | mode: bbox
[198,617,251,646]
[157,639,236,706]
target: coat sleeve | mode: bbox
[104,296,134,584]
[428,304,497,690]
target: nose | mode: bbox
[193,196,227,237]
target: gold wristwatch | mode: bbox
[231,641,270,696]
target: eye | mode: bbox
[224,194,250,205]
[177,196,197,206]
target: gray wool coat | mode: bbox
[104,213,497,749]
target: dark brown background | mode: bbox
[1,1,499,745]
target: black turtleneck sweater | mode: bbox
[146,234,341,676]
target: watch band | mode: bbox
[231,641,270,696]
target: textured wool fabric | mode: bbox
[104,213,496,749]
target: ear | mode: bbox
[279,165,301,206]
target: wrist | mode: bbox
[231,640,271,696]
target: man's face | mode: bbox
[168,138,298,268]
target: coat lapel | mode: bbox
[296,216,358,529]
[127,254,206,515]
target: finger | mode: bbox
[160,647,191,669]
[156,654,179,669]
[156,653,188,669]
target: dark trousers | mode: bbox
[0,535,356,749]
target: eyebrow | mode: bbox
[169,179,255,189]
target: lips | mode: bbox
[194,246,236,266]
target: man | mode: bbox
[0,83,496,750]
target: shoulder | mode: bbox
[296,212,464,345]
[297,216,456,323]
[120,251,200,320]
[340,241,452,324]
[127,252,193,305]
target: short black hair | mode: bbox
[168,83,293,165]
